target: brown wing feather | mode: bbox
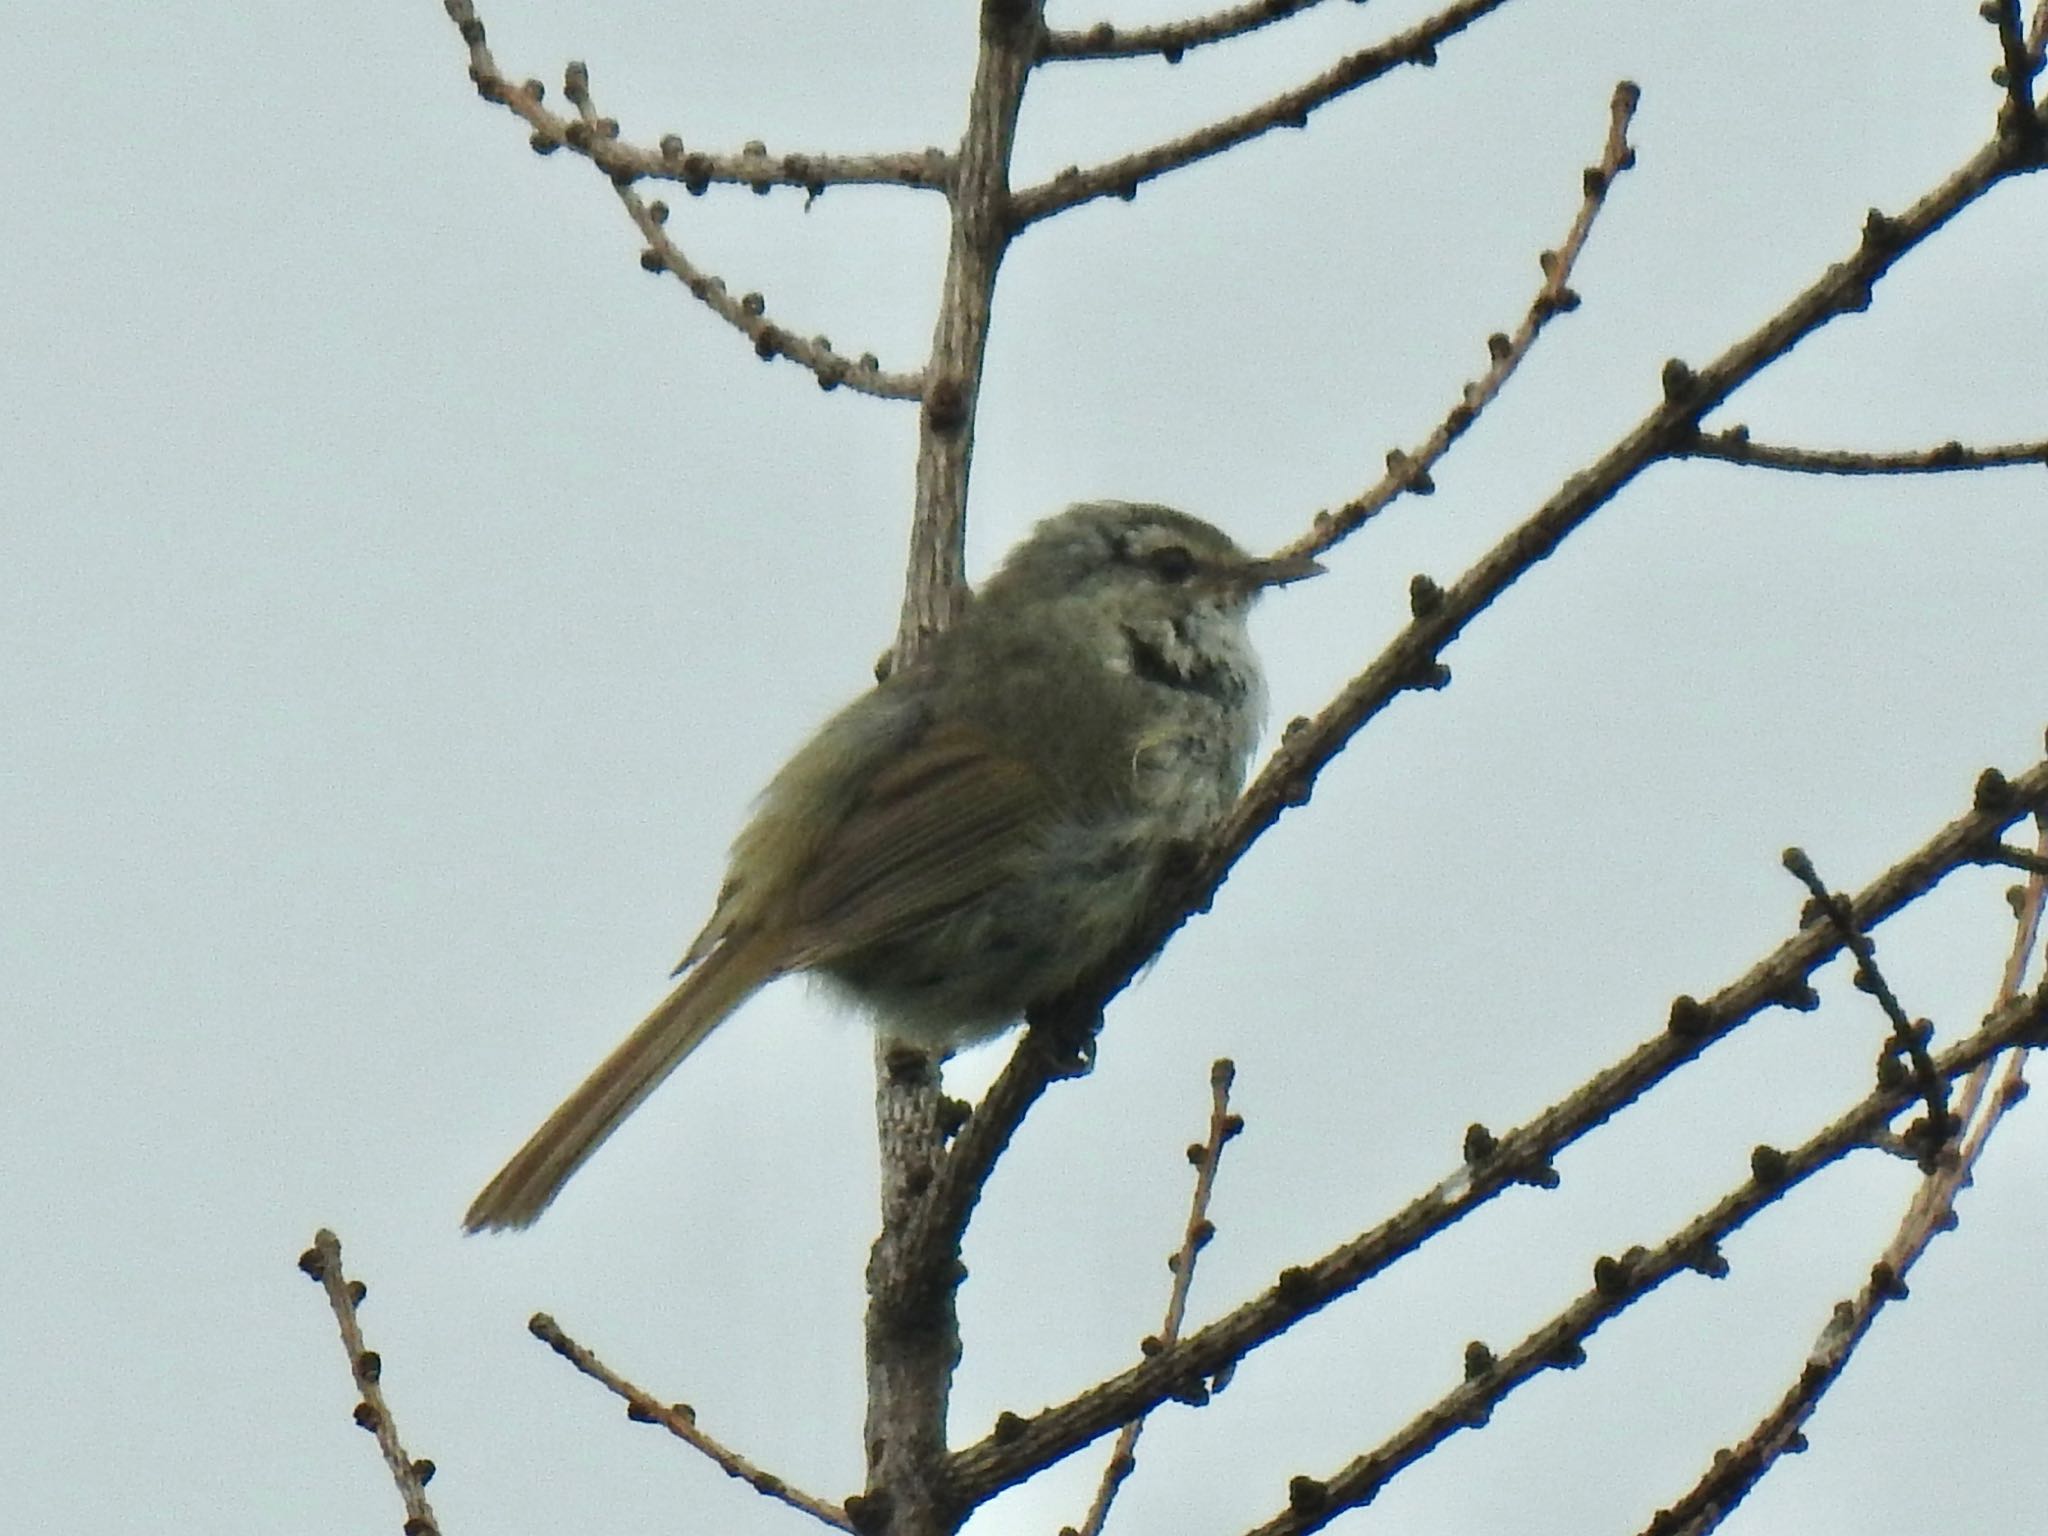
[782,718,1054,964]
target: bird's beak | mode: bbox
[1233,549,1326,591]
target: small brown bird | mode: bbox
[464,502,1318,1230]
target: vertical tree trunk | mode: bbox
[864,5,1044,1534]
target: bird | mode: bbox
[464,501,1320,1230]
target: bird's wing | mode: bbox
[778,715,1056,965]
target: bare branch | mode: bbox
[527,1313,854,1531]
[441,3,925,400]
[858,8,1051,1532]
[566,61,924,401]
[1154,125,2039,1015]
[1075,1060,1244,1536]
[1684,426,2048,475]
[1987,0,2043,143]
[443,0,950,196]
[1044,0,1336,62]
[1640,828,2046,1536]
[899,1016,1097,1305]
[1012,0,1521,225]
[1781,846,1951,1163]
[1290,80,1641,559]
[947,755,2048,1506]
[298,1231,441,1536]
[1241,984,2048,1536]
[628,195,923,399]
[887,0,1042,656]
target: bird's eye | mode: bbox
[1145,544,1197,583]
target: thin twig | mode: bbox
[527,1313,854,1531]
[566,61,923,399]
[1988,0,2042,141]
[1234,983,2048,1536]
[1044,0,1335,61]
[1943,816,2047,1152]
[442,0,950,196]
[1684,426,2048,475]
[298,1230,440,1536]
[1289,80,1641,559]
[1075,1061,1244,1536]
[1640,823,2046,1536]
[1781,846,1951,1162]
[1012,0,1521,225]
[946,756,2048,1507]
[440,3,924,400]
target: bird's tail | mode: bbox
[463,933,779,1232]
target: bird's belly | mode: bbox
[817,813,1169,1050]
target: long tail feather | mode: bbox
[463,935,777,1231]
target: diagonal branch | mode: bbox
[1043,0,1337,62]
[298,1230,441,1536]
[441,3,925,399]
[1239,984,2048,1536]
[1074,1060,1244,1536]
[1683,426,2048,475]
[527,1313,854,1531]
[1012,0,1521,225]
[1641,821,2048,1536]
[1289,80,1640,559]
[946,753,2048,1507]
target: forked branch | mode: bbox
[1243,983,2048,1536]
[949,755,2048,1506]
[1781,846,1951,1162]
[920,95,2048,1376]
[441,2,925,399]
[1988,0,2044,141]
[443,0,952,196]
[1183,116,2046,1006]
[900,79,1638,1297]
[1641,827,2047,1536]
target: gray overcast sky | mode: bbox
[5,2,2046,1533]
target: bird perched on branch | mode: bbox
[465,501,1319,1231]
